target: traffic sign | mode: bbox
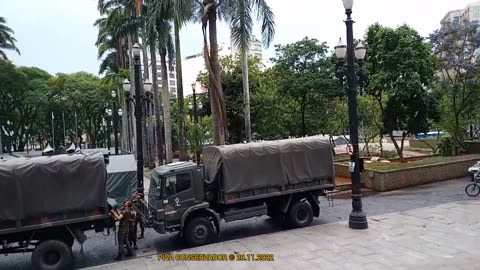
[346,143,354,156]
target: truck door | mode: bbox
[163,172,195,227]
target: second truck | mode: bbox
[139,136,336,247]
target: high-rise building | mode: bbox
[441,1,480,24]
[182,37,264,97]
[147,59,178,99]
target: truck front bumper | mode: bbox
[152,220,166,234]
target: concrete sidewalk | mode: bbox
[85,200,480,270]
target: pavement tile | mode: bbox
[83,200,480,270]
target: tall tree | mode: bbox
[0,17,20,60]
[196,0,228,145]
[225,0,275,143]
[430,19,480,155]
[365,24,436,160]
[272,37,341,137]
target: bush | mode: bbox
[438,137,453,156]
[380,150,397,159]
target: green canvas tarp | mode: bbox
[0,153,107,221]
[106,154,137,206]
[202,137,335,193]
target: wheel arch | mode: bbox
[180,204,221,238]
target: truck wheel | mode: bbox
[31,240,73,270]
[184,217,214,247]
[287,201,313,228]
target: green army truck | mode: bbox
[0,153,116,270]
[139,137,336,247]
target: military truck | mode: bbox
[0,153,115,270]
[140,137,336,247]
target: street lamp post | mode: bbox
[123,45,152,193]
[191,83,202,165]
[335,0,368,230]
[108,90,122,155]
[24,125,29,155]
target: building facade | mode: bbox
[147,59,178,99]
[441,1,480,24]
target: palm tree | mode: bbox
[148,0,193,160]
[226,0,275,142]
[0,17,20,60]
[195,0,274,145]
[147,2,175,164]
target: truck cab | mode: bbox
[147,162,208,235]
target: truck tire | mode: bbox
[287,201,313,228]
[184,217,214,247]
[31,240,73,270]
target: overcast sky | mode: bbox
[1,0,474,75]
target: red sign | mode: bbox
[346,143,354,156]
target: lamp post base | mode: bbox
[349,210,368,229]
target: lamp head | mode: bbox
[334,37,347,60]
[132,43,141,57]
[144,79,152,93]
[342,0,353,10]
[123,79,131,94]
[355,43,367,61]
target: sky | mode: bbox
[1,0,475,76]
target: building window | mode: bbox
[169,73,175,79]
[170,87,176,93]
[473,7,480,19]
[169,66,175,72]
[170,80,176,86]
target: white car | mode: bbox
[468,161,480,181]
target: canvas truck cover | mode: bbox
[202,137,335,193]
[0,153,107,222]
[106,154,137,206]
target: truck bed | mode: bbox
[218,178,335,204]
[0,207,109,236]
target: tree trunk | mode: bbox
[160,48,173,163]
[175,20,188,161]
[242,51,251,142]
[389,132,404,161]
[207,4,227,145]
[301,93,307,137]
[150,41,164,165]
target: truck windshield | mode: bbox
[150,174,162,198]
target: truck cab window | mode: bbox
[165,173,191,197]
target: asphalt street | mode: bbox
[0,177,474,270]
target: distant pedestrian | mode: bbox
[110,201,133,260]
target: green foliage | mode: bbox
[365,23,437,159]
[0,60,51,152]
[271,37,342,137]
[0,17,20,60]
[186,116,213,156]
[438,136,455,156]
[430,19,480,154]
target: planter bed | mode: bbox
[334,154,480,192]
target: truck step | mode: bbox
[224,204,268,222]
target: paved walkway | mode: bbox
[84,199,480,270]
